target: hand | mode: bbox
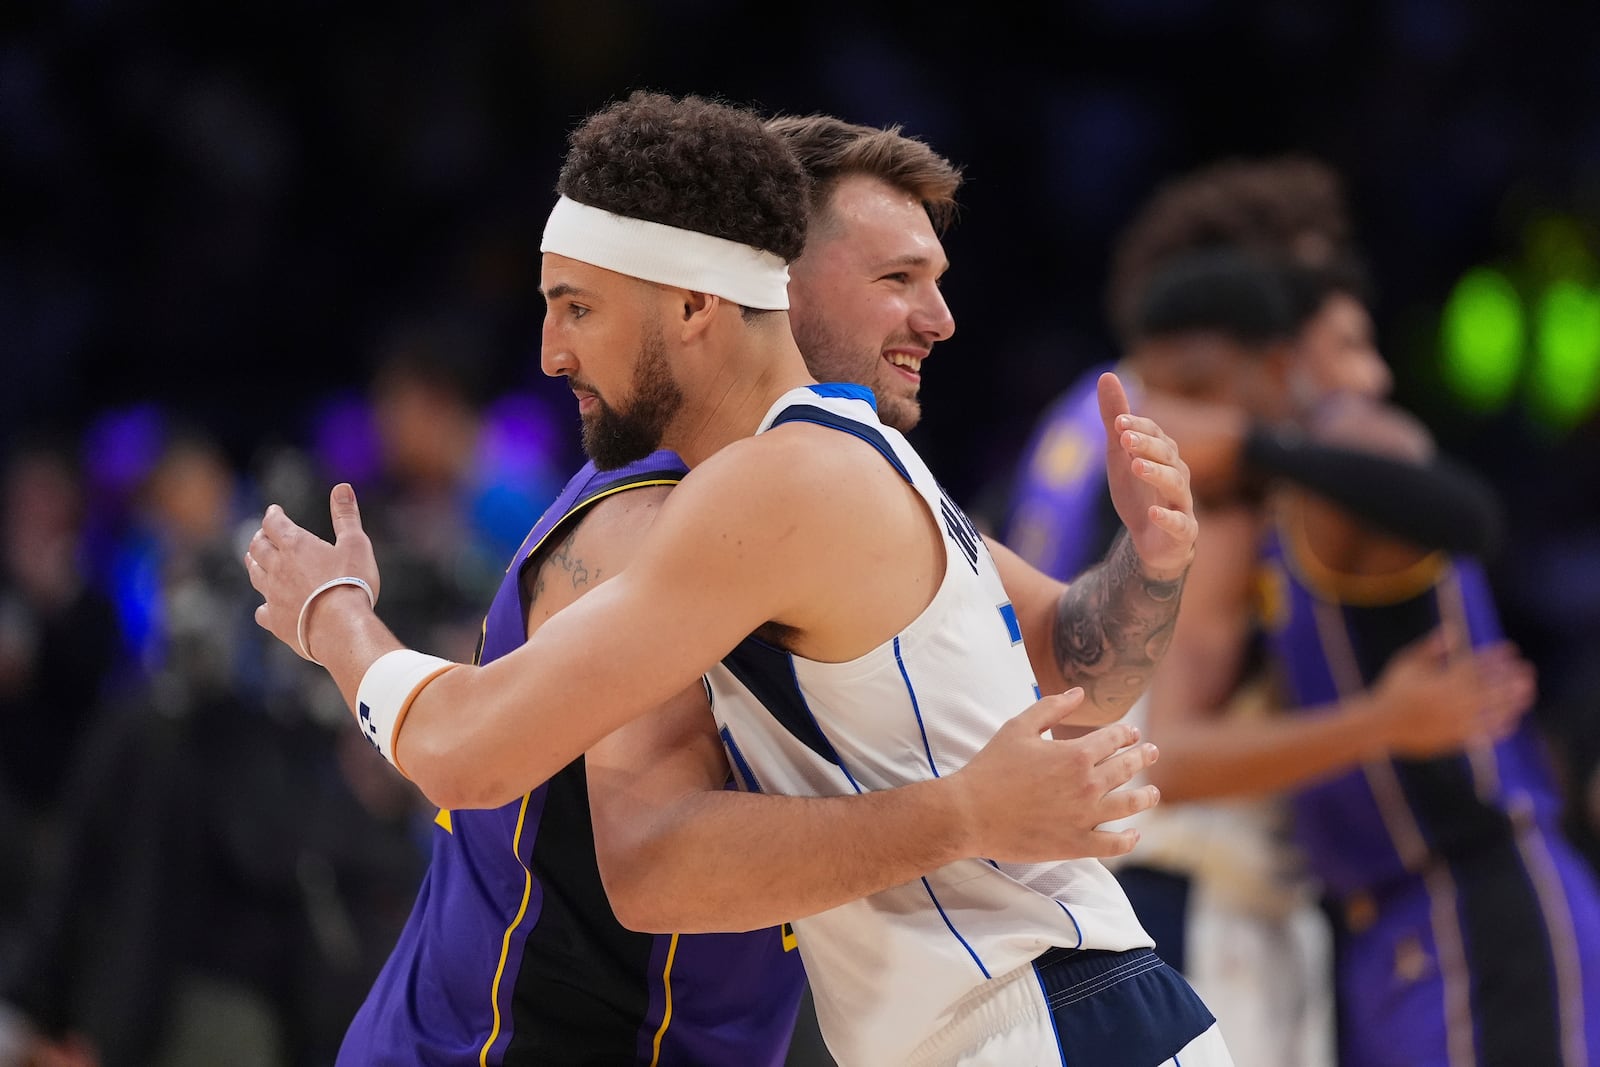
[952,689,1160,863]
[1370,627,1536,759]
[244,483,380,663]
[1099,372,1197,581]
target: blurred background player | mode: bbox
[1002,155,1553,1066]
[1130,250,1600,1067]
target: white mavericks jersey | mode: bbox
[706,384,1153,1066]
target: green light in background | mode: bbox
[1529,279,1600,430]
[1440,267,1524,412]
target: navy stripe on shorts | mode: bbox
[1034,947,1214,1066]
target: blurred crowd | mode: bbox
[3,2,1600,1064]
[0,333,576,1066]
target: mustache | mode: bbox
[883,332,933,354]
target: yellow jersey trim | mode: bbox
[472,471,683,1062]
[1279,498,1448,606]
[479,792,535,1066]
[648,933,681,1066]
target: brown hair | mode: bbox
[767,114,963,234]
[1107,156,1354,342]
[557,90,809,264]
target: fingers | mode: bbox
[1129,454,1189,499]
[1477,654,1537,717]
[259,502,299,542]
[1118,423,1179,461]
[1097,783,1161,824]
[1147,505,1197,539]
[247,526,277,566]
[1118,426,1193,513]
[1069,719,1141,762]
[1081,826,1142,860]
[1098,737,1159,776]
[330,483,364,544]
[1097,371,1131,432]
[1013,687,1088,735]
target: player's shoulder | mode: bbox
[536,479,676,574]
[691,417,881,487]
[662,425,889,549]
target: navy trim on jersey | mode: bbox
[769,405,913,484]
[719,725,765,794]
[720,638,844,769]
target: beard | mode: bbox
[580,320,684,470]
[791,316,923,434]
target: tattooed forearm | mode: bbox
[1052,531,1186,717]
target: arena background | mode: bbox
[3,2,1600,1063]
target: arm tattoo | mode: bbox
[1052,531,1186,715]
[524,526,601,611]
[546,528,597,589]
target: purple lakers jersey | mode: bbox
[1257,506,1600,1066]
[339,452,805,1066]
[1005,365,1122,581]
[1257,515,1565,897]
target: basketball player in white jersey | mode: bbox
[245,93,1232,1065]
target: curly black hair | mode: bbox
[556,90,809,264]
[1107,156,1356,343]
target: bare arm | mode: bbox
[246,444,827,810]
[986,372,1195,724]
[587,689,1159,933]
[1144,505,1535,801]
[1140,503,1378,799]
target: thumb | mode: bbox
[1014,688,1087,736]
[329,482,364,544]
[1097,371,1131,440]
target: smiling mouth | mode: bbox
[886,352,924,375]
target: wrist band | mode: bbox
[355,649,459,774]
[297,576,376,665]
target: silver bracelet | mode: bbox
[296,575,376,665]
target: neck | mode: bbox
[666,327,815,468]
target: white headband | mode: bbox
[540,196,791,310]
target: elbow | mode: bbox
[397,725,525,811]
[607,891,674,935]
[597,846,748,935]
[598,860,685,934]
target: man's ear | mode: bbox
[678,289,721,342]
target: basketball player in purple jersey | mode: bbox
[1132,249,1599,1066]
[318,104,1186,1066]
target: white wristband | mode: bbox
[297,576,376,665]
[355,649,458,773]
